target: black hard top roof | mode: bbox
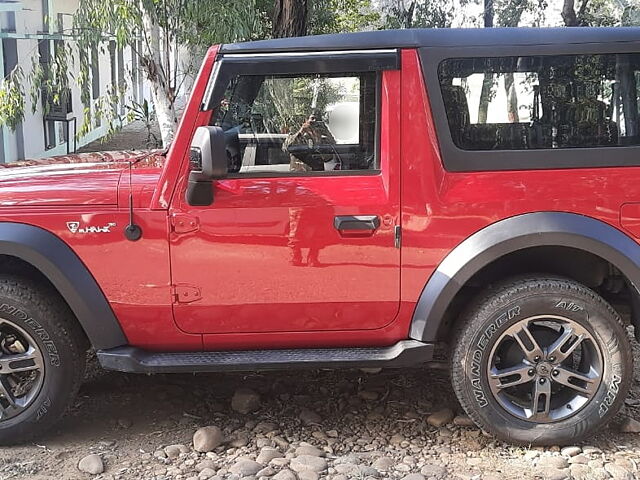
[220,27,639,54]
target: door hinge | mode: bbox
[394,225,402,249]
[171,213,199,234]
[171,285,202,303]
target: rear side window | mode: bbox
[211,72,378,175]
[439,53,640,151]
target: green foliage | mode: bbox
[310,0,380,34]
[127,99,160,147]
[381,0,455,29]
[0,67,25,131]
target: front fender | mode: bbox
[410,212,640,342]
[0,222,126,349]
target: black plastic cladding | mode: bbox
[0,223,126,350]
[409,212,640,342]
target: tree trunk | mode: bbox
[477,0,494,124]
[273,0,308,38]
[140,7,176,147]
[562,0,590,26]
[500,0,527,123]
[562,0,579,25]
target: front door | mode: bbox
[170,51,401,335]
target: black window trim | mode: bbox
[420,41,640,172]
[202,49,400,111]
[202,50,394,179]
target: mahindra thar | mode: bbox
[0,27,639,446]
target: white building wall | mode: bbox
[0,0,154,162]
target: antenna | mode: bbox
[124,160,143,241]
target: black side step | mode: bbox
[96,340,434,374]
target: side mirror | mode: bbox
[186,126,228,206]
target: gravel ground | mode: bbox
[0,331,640,480]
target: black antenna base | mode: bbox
[124,224,143,242]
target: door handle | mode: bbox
[334,215,381,231]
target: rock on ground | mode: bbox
[231,388,261,414]
[427,408,454,427]
[290,455,328,473]
[78,454,104,475]
[193,426,224,452]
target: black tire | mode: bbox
[451,276,633,446]
[0,276,86,444]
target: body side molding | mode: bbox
[410,212,640,342]
[0,222,126,349]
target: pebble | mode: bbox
[536,467,571,480]
[452,415,474,427]
[229,458,262,476]
[193,426,225,453]
[297,471,320,480]
[198,467,216,479]
[290,455,328,473]
[426,408,454,427]
[605,463,634,480]
[256,447,283,464]
[228,434,249,448]
[295,445,325,457]
[560,446,581,457]
[568,454,588,465]
[400,474,426,480]
[299,409,322,425]
[163,444,188,459]
[273,469,297,480]
[78,454,104,475]
[231,388,261,414]
[372,456,394,471]
[420,463,447,477]
[619,417,640,433]
[257,466,276,476]
[537,456,569,469]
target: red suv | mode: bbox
[0,27,638,446]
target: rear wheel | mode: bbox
[0,276,86,444]
[451,276,632,445]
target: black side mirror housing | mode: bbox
[186,126,228,206]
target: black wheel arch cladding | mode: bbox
[0,222,126,350]
[410,212,640,342]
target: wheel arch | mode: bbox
[409,212,640,342]
[0,222,126,350]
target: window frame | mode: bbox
[420,41,640,172]
[201,50,398,179]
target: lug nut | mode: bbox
[528,369,535,376]
[552,369,559,376]
[534,356,541,362]
[549,356,556,362]
[539,378,546,384]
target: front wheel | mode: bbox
[0,277,86,444]
[451,276,633,445]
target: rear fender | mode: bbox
[410,212,640,342]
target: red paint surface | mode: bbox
[2,48,640,351]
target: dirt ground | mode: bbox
[0,339,639,480]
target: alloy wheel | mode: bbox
[487,315,603,423]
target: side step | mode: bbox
[96,340,434,374]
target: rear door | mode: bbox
[170,50,402,334]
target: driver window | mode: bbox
[211,72,379,175]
